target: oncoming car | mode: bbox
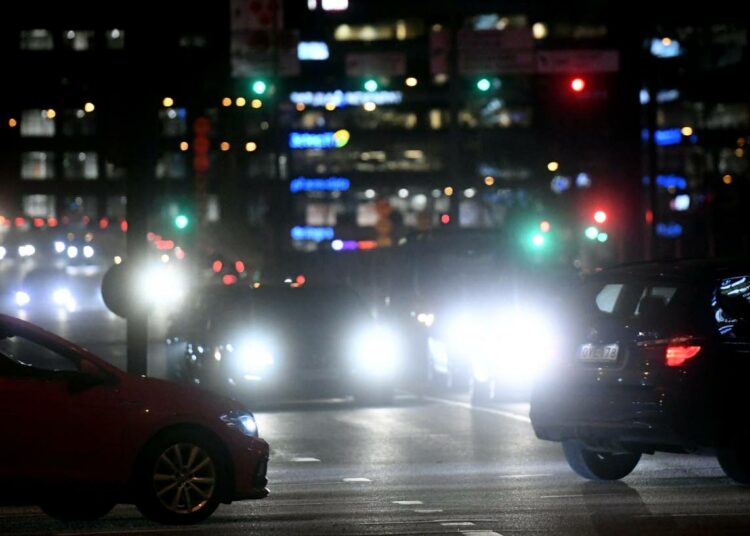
[0,314,269,524]
[177,285,401,404]
[531,260,750,484]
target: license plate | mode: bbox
[579,343,619,363]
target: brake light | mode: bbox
[665,339,701,367]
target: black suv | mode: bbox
[530,259,750,484]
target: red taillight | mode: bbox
[665,342,701,367]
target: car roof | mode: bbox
[586,258,750,285]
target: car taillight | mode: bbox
[665,337,702,367]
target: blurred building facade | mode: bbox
[0,1,746,276]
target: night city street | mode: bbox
[2,0,750,534]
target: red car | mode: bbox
[0,313,269,524]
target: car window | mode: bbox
[594,284,624,314]
[585,281,681,319]
[0,334,79,374]
[714,276,750,337]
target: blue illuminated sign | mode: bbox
[290,226,335,242]
[290,90,403,107]
[297,41,330,61]
[290,177,351,193]
[289,129,350,150]
[656,222,683,238]
[655,128,682,146]
[642,175,687,190]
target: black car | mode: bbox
[174,285,402,404]
[530,259,750,484]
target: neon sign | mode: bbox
[290,226,335,242]
[290,177,350,193]
[290,90,403,107]
[289,130,350,149]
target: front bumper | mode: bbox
[229,436,270,501]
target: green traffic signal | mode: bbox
[531,233,545,248]
[251,80,268,95]
[476,78,491,92]
[174,214,189,230]
[585,226,599,240]
[364,79,378,92]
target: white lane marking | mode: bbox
[461,531,503,536]
[414,508,444,513]
[498,473,551,479]
[635,513,750,518]
[392,500,424,505]
[343,477,372,482]
[422,396,531,423]
[442,521,476,526]
[290,457,321,462]
[540,494,584,498]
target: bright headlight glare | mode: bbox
[53,288,71,305]
[54,241,65,253]
[356,326,400,374]
[15,291,31,307]
[236,338,275,374]
[137,264,187,308]
[220,411,259,437]
[83,245,95,258]
[487,309,558,380]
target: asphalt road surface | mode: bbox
[2,393,750,535]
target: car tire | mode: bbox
[135,429,228,525]
[470,379,493,406]
[717,442,750,485]
[40,496,116,522]
[562,440,641,481]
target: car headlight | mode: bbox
[355,325,400,375]
[220,410,258,437]
[234,337,275,378]
[15,291,31,307]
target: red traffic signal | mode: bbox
[570,77,586,93]
[593,210,607,224]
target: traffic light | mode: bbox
[570,77,586,93]
[531,233,545,248]
[593,209,607,224]
[251,80,268,95]
[174,214,189,230]
[363,78,378,92]
[476,78,491,92]
[585,208,609,241]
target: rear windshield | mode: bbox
[581,280,687,320]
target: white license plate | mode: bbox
[579,343,619,362]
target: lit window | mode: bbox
[20,29,53,50]
[63,152,98,180]
[20,109,55,137]
[107,29,124,49]
[155,153,188,180]
[22,195,56,218]
[63,30,94,51]
[21,152,55,180]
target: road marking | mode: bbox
[540,494,584,498]
[414,508,444,513]
[441,521,476,526]
[498,473,551,479]
[290,456,321,462]
[635,513,750,518]
[461,531,503,536]
[422,396,531,423]
[343,477,372,482]
[392,500,424,505]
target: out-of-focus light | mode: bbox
[358,240,377,250]
[547,161,559,172]
[585,226,599,240]
[236,260,245,273]
[570,77,586,92]
[550,175,571,194]
[405,77,418,87]
[645,210,654,224]
[160,254,170,263]
[98,217,109,229]
[464,188,476,198]
[364,189,376,199]
[252,80,268,95]
[476,78,491,92]
[651,38,681,58]
[179,141,189,151]
[220,141,230,151]
[221,97,232,107]
[671,194,691,212]
[14,217,26,227]
[47,217,58,227]
[120,220,128,232]
[83,245,95,258]
[440,214,451,225]
[594,210,607,224]
[137,264,187,309]
[84,102,95,113]
[253,282,261,288]
[67,245,79,258]
[364,79,378,92]
[33,217,44,228]
[291,226,335,242]
[332,239,344,251]
[325,102,337,111]
[398,188,409,198]
[297,41,330,60]
[8,118,17,128]
[245,141,258,152]
[162,97,174,107]
[251,99,263,109]
[212,260,223,273]
[236,97,246,107]
[46,109,56,119]
[723,174,733,185]
[540,220,551,233]
[576,173,592,188]
[18,244,36,257]
[114,256,122,264]
[662,37,672,46]
[322,0,348,10]
[363,101,377,112]
[222,275,236,285]
[531,233,545,247]
[681,126,693,136]
[736,148,745,158]
[417,313,435,327]
[296,274,306,285]
[444,186,454,196]
[0,246,5,260]
[532,22,548,39]
[52,288,76,311]
[597,232,609,243]
[738,137,746,147]
[296,102,306,111]
[15,291,30,307]
[656,222,683,238]
[484,176,495,186]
